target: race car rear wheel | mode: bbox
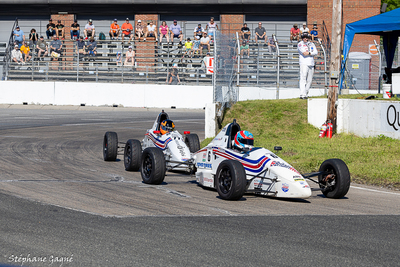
[184,134,200,153]
[124,139,142,171]
[318,158,350,199]
[141,147,166,185]
[216,160,247,200]
[103,131,118,161]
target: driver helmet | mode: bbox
[160,120,175,135]
[301,33,310,39]
[234,130,254,150]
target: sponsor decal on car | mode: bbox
[270,161,301,175]
[300,181,310,188]
[146,132,172,150]
[294,177,305,182]
[197,162,212,169]
[282,183,289,192]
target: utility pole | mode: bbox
[327,0,342,133]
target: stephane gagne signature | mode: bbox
[7,253,73,266]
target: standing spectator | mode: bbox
[109,19,120,40]
[70,20,80,40]
[77,36,86,56]
[239,40,249,57]
[84,19,95,39]
[255,22,267,44]
[194,24,204,39]
[124,46,135,66]
[135,20,144,41]
[49,35,62,60]
[310,24,318,41]
[192,36,201,57]
[241,23,251,42]
[86,37,97,56]
[159,21,169,44]
[144,21,157,41]
[169,20,183,45]
[200,32,210,55]
[300,23,309,35]
[166,64,180,85]
[12,44,24,64]
[13,26,25,47]
[116,51,122,66]
[29,29,38,45]
[20,41,32,62]
[36,36,48,59]
[202,52,213,74]
[290,24,300,42]
[121,18,134,43]
[297,33,318,99]
[268,37,276,53]
[46,19,56,39]
[55,20,65,39]
[206,17,218,39]
[183,38,193,58]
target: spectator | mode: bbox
[298,33,318,99]
[116,51,122,66]
[55,20,65,39]
[11,44,24,64]
[239,40,249,57]
[20,41,32,62]
[29,29,38,45]
[194,24,204,39]
[310,24,318,41]
[255,22,267,44]
[135,20,144,41]
[46,19,56,39]
[49,35,62,60]
[200,32,210,55]
[124,46,135,66]
[84,19,95,39]
[290,24,300,42]
[192,36,201,57]
[241,23,250,42]
[183,38,193,58]
[121,18,134,43]
[169,20,183,45]
[13,26,25,47]
[109,19,120,40]
[70,20,80,40]
[159,21,169,44]
[144,21,157,41]
[268,37,276,53]
[206,17,218,39]
[36,36,48,59]
[77,36,86,57]
[86,37,97,56]
[202,52,213,73]
[166,64,180,85]
[300,22,309,35]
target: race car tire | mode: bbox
[124,139,142,171]
[216,160,247,200]
[318,158,350,199]
[184,134,200,153]
[141,147,166,185]
[103,131,118,161]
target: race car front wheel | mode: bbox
[141,147,166,185]
[318,158,351,198]
[124,139,142,171]
[103,131,118,161]
[184,134,200,153]
[216,160,247,200]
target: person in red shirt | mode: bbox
[109,19,120,40]
[290,24,300,42]
[121,18,134,43]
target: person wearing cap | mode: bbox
[20,41,32,63]
[121,18,134,43]
[202,52,213,74]
[159,21,169,44]
[290,24,300,42]
[46,19,56,39]
[135,20,144,41]
[297,33,318,99]
[300,22,310,35]
[200,31,210,55]
[36,35,48,59]
[124,46,135,66]
[55,20,65,39]
[166,63,180,85]
[77,36,86,58]
[255,22,267,44]
[86,37,97,56]
[144,21,157,42]
[13,26,25,47]
[70,20,80,40]
[310,24,318,41]
[84,19,95,39]
[241,23,250,42]
[193,23,204,39]
[12,44,24,64]
[183,38,193,58]
[109,19,120,40]
[50,35,62,61]
[169,20,183,45]
[239,40,249,57]
[192,35,201,56]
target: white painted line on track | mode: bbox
[351,185,400,196]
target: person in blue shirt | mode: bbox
[13,26,25,47]
[310,25,318,41]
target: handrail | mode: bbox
[4,18,19,80]
[273,34,280,99]
[318,38,328,96]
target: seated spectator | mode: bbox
[194,24,204,39]
[206,17,218,39]
[183,38,193,58]
[20,41,32,62]
[46,19,56,39]
[192,36,200,57]
[169,20,183,45]
[200,32,210,55]
[240,40,249,57]
[77,36,86,57]
[11,44,24,64]
[310,25,318,41]
[29,29,38,45]
[268,37,276,53]
[86,37,97,56]
[13,26,25,47]
[49,35,62,61]
[121,18,134,43]
[84,19,95,39]
[159,21,169,44]
[290,24,300,42]
[36,36,48,59]
[241,23,250,42]
[70,20,80,40]
[124,46,135,66]
[116,51,122,66]
[135,20,144,41]
[166,64,180,85]
[300,22,309,35]
[144,21,157,41]
[109,19,120,40]
[255,22,267,44]
[55,20,65,39]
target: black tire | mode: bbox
[124,139,142,171]
[184,133,200,153]
[216,160,247,200]
[103,131,118,161]
[318,158,351,199]
[141,147,166,185]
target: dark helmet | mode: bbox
[301,33,310,39]
[160,120,175,135]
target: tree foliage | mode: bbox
[382,0,400,11]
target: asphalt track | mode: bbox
[0,105,399,267]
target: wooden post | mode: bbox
[327,0,342,133]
